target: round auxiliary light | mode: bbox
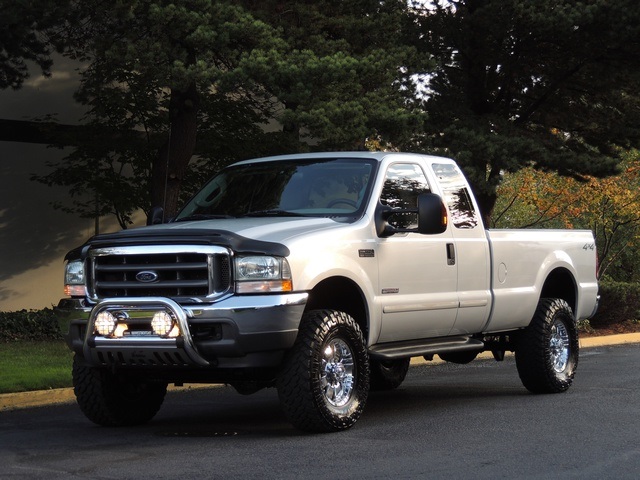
[95,311,117,336]
[151,311,175,336]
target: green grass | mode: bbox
[0,341,74,394]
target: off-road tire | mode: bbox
[515,298,579,394]
[369,358,410,391]
[277,309,370,432]
[72,355,167,426]
[438,351,479,364]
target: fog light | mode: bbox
[151,311,175,336]
[95,311,117,336]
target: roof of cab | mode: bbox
[231,151,456,166]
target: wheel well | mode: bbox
[540,268,577,314]
[304,276,369,340]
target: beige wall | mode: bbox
[0,140,137,311]
[0,58,119,311]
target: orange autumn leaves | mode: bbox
[494,151,640,278]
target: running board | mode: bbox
[369,336,485,360]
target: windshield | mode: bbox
[175,157,377,221]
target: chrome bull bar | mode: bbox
[83,297,210,367]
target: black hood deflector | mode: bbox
[65,228,290,261]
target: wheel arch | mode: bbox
[304,276,370,342]
[540,267,577,317]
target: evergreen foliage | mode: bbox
[4,0,640,230]
[39,0,290,220]
[30,0,423,223]
[0,0,71,89]
[236,0,427,149]
[411,0,640,222]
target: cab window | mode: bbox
[380,163,431,229]
[431,163,479,229]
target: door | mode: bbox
[376,162,458,342]
[430,161,491,334]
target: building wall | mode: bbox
[0,57,122,311]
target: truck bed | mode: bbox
[485,228,598,332]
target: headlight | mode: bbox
[64,260,86,297]
[235,256,292,293]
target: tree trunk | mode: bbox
[473,187,497,228]
[151,83,199,219]
[282,100,301,144]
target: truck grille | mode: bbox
[87,245,231,301]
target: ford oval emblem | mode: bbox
[136,270,159,283]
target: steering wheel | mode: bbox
[327,198,357,208]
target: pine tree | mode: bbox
[32,0,424,222]
[412,0,640,223]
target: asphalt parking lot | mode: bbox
[2,332,639,412]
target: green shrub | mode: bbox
[591,281,640,327]
[0,308,63,342]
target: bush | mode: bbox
[591,281,640,327]
[0,308,63,342]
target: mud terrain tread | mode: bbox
[73,355,167,427]
[369,358,410,391]
[515,298,579,394]
[277,309,369,432]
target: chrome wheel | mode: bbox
[321,338,355,407]
[277,309,369,432]
[550,319,570,373]
[515,298,578,394]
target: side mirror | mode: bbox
[417,193,448,234]
[147,206,165,225]
[375,193,448,237]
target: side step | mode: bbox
[369,336,485,360]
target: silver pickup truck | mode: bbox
[60,152,599,432]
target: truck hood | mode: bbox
[162,216,350,244]
[71,216,354,259]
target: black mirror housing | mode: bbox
[417,193,448,234]
[375,193,448,237]
[147,206,165,225]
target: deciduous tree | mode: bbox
[495,150,640,280]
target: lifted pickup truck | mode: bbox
[60,152,599,432]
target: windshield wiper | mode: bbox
[241,209,306,217]
[174,213,235,222]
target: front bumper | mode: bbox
[58,292,308,370]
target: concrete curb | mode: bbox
[0,383,219,412]
[2,333,639,412]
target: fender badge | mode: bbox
[381,288,399,294]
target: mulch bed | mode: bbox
[580,320,640,337]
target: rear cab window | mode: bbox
[431,163,479,229]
